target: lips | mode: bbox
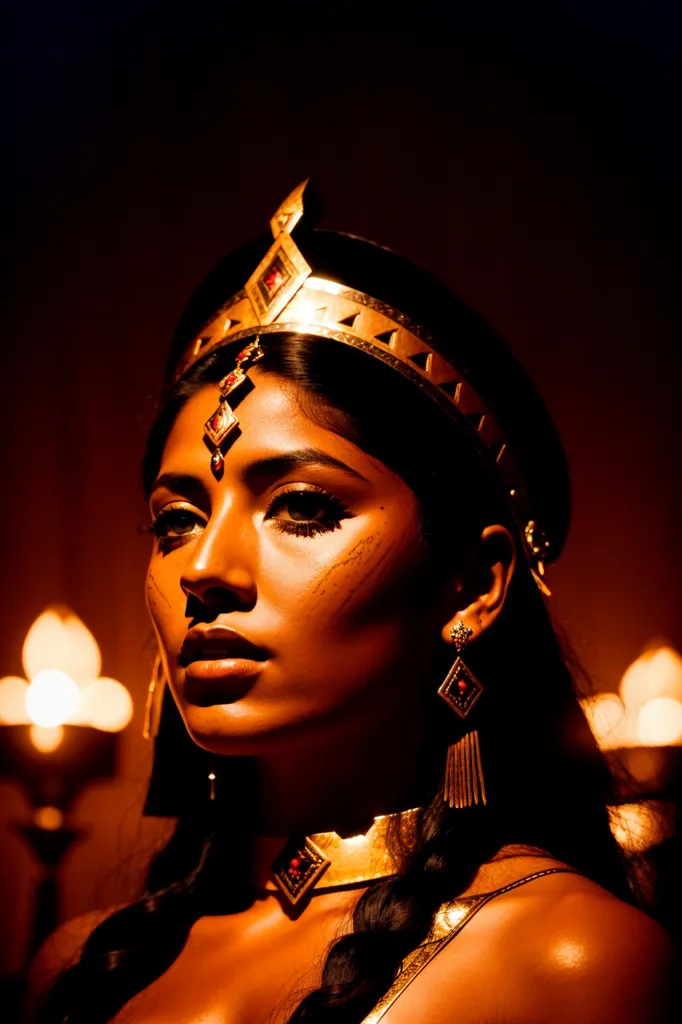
[179,624,269,668]
[179,624,270,706]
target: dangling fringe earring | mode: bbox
[208,756,216,801]
[444,729,487,808]
[438,620,487,809]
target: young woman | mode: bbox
[30,182,674,1023]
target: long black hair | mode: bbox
[37,330,633,1024]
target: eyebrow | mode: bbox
[150,447,370,496]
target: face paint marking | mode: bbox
[147,570,172,609]
[310,536,379,596]
[335,537,398,614]
[335,525,416,615]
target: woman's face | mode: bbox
[146,369,447,755]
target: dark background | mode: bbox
[1,0,680,976]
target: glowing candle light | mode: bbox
[25,669,80,729]
[0,676,31,724]
[22,606,101,687]
[579,692,634,750]
[73,677,133,732]
[608,802,672,853]
[34,806,64,829]
[636,697,682,747]
[29,725,64,753]
[620,645,682,711]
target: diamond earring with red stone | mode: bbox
[438,619,487,809]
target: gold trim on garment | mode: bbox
[361,867,580,1023]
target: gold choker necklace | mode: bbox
[253,808,421,906]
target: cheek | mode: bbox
[266,516,427,649]
[308,528,418,620]
[145,560,177,627]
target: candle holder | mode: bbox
[0,606,133,958]
[581,642,682,944]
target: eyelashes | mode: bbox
[264,485,353,538]
[147,486,354,551]
[146,503,206,554]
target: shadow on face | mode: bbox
[145,371,447,756]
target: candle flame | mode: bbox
[0,676,31,724]
[25,670,80,727]
[30,725,64,753]
[22,606,101,686]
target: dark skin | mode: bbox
[29,372,674,1023]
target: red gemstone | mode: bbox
[224,371,238,386]
[458,679,468,694]
[211,450,224,474]
[211,412,222,431]
[237,348,250,361]
[264,266,284,294]
[289,857,301,869]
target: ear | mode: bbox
[440,525,517,645]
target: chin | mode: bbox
[180,700,296,756]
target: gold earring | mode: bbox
[438,620,487,809]
[143,653,166,739]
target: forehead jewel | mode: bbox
[175,180,558,595]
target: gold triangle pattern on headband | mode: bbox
[176,181,552,592]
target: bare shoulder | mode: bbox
[26,907,116,1019]
[509,876,676,1022]
[388,870,677,1024]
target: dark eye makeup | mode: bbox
[146,502,206,553]
[147,485,354,552]
[264,485,353,538]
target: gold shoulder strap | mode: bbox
[362,868,579,1024]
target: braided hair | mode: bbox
[37,334,632,1024]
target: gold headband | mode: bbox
[174,180,552,593]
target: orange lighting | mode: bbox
[22,606,101,686]
[73,677,133,732]
[3,607,134,749]
[636,697,682,747]
[29,725,64,753]
[34,806,65,830]
[620,645,682,710]
[25,669,80,728]
[579,693,634,750]
[0,676,31,724]
[608,802,673,853]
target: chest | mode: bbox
[110,892,529,1024]
[112,899,351,1024]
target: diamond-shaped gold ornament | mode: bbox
[437,657,484,719]
[271,836,331,906]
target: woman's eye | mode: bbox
[149,506,205,549]
[265,488,352,538]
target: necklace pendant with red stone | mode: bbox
[270,835,330,906]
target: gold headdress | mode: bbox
[172,180,557,592]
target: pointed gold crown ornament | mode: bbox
[253,807,420,907]
[173,179,554,591]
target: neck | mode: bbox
[253,701,427,838]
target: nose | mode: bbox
[180,500,257,614]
